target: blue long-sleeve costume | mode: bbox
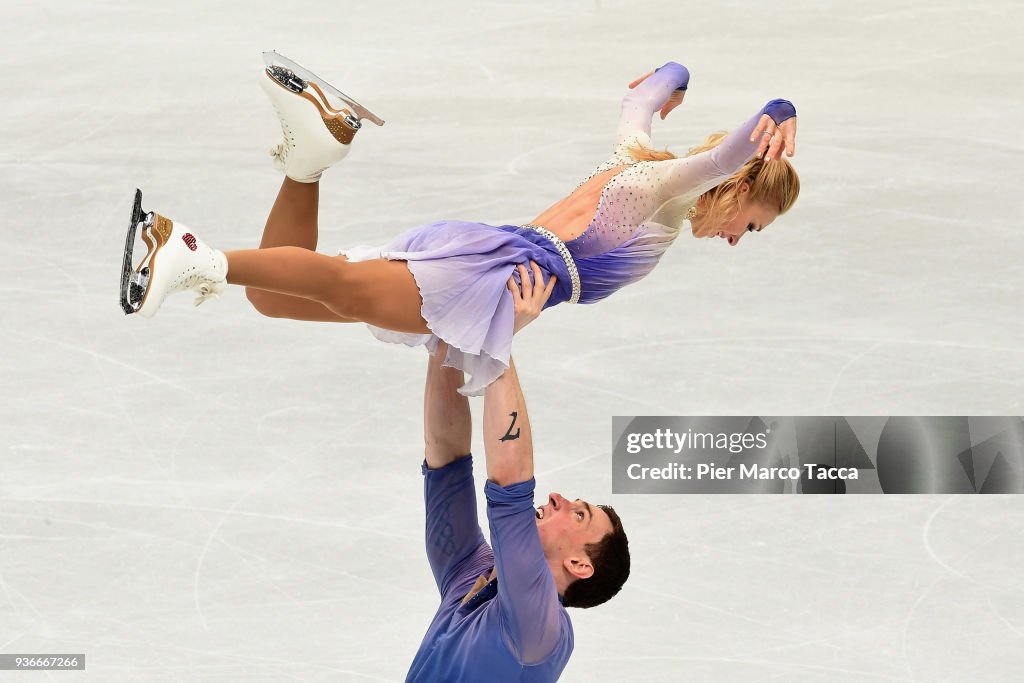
[407,456,571,682]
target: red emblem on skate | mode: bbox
[182,233,198,251]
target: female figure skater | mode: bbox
[120,53,799,395]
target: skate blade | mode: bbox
[120,189,150,315]
[119,189,169,316]
[262,51,385,128]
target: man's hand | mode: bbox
[507,261,556,334]
[627,71,686,120]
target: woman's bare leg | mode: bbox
[227,247,430,334]
[245,178,354,322]
[260,177,321,251]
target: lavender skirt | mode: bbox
[339,220,574,396]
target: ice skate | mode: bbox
[119,189,227,318]
[261,51,385,183]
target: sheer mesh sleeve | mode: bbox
[656,99,794,201]
[485,478,567,665]
[422,456,490,597]
[614,61,690,149]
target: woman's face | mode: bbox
[716,199,778,247]
[701,184,779,247]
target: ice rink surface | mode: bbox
[3,0,1024,680]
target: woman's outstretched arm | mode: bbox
[614,61,690,148]
[657,99,797,200]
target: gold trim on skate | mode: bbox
[323,117,356,144]
[154,214,173,241]
[262,51,385,127]
[264,71,359,145]
[308,81,344,115]
[135,213,173,313]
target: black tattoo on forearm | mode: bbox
[500,411,521,442]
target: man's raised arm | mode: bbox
[482,358,566,664]
[480,264,567,664]
[421,342,485,596]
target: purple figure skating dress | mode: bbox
[340,63,795,395]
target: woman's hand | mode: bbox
[751,115,797,161]
[508,261,556,334]
[628,71,685,120]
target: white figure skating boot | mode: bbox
[119,190,227,318]
[261,51,385,182]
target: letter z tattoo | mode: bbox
[500,411,521,442]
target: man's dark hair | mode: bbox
[562,505,629,609]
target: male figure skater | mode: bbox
[408,269,630,681]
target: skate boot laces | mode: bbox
[269,141,289,170]
[192,283,223,307]
[176,272,226,307]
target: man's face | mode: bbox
[535,492,613,564]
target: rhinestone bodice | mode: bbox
[563,158,686,261]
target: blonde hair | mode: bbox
[624,141,676,162]
[626,133,800,237]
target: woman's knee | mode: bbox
[245,287,286,318]
[327,260,428,332]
